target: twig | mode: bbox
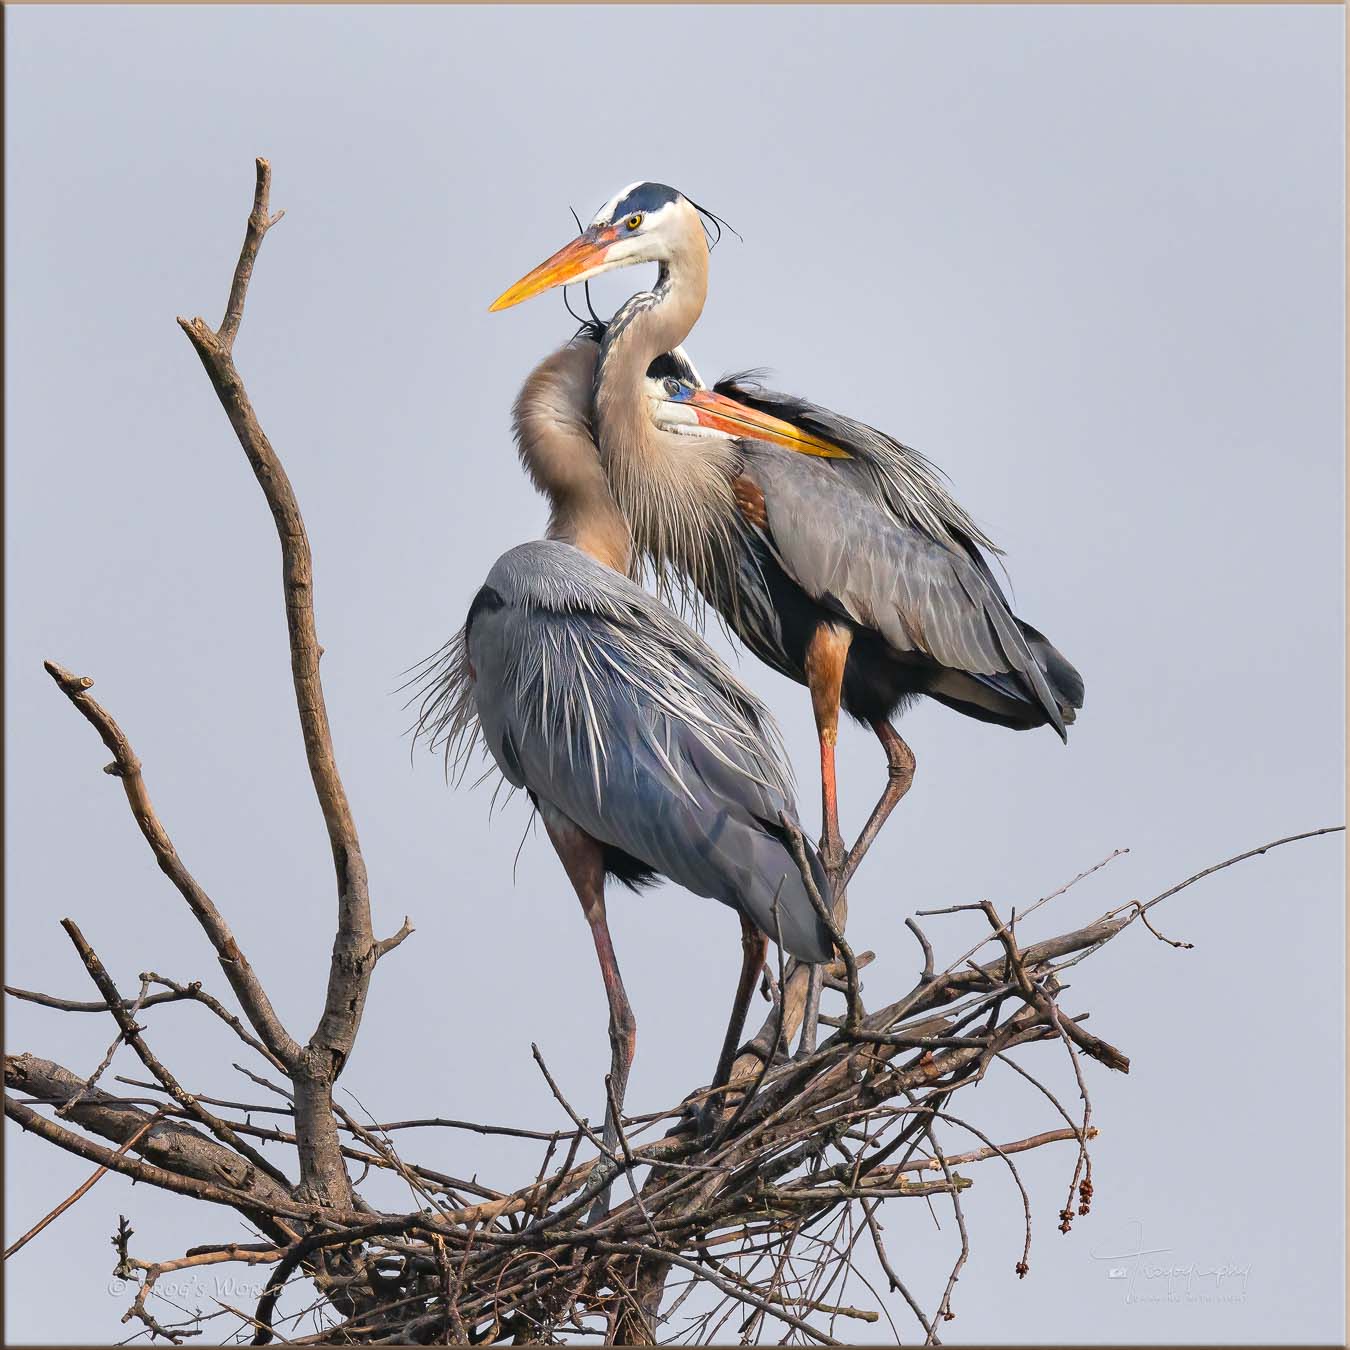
[898,1125,1096,1175]
[144,974,290,1071]
[924,1119,968,1339]
[42,661,299,1068]
[61,921,293,1189]
[603,1073,662,1244]
[863,1201,933,1340]
[1130,826,1343,918]
[4,1113,164,1260]
[7,984,192,1014]
[56,976,151,1119]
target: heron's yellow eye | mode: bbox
[626,213,643,231]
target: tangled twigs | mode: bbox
[60,921,291,1190]
[120,1244,285,1345]
[6,155,1343,1345]
[8,827,1340,1340]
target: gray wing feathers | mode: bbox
[716,374,1003,558]
[749,450,1067,737]
[416,541,832,963]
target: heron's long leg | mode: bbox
[542,815,635,1222]
[711,916,768,1097]
[840,720,917,890]
[805,623,853,873]
[800,624,853,1060]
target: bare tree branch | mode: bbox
[5,1054,301,1241]
[42,660,300,1068]
[175,157,384,1211]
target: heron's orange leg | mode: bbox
[805,623,853,873]
[543,814,635,1221]
[840,720,917,890]
[710,916,768,1105]
[799,624,853,1059]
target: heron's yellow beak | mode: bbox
[489,226,620,312]
[685,390,851,459]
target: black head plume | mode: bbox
[562,204,611,342]
[684,193,743,252]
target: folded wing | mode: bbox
[446,541,835,963]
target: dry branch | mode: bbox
[42,659,299,1069]
[175,157,378,1212]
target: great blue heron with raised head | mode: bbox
[412,334,833,1188]
[489,182,1083,901]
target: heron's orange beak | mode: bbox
[684,390,851,459]
[489,226,621,312]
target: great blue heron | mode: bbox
[412,336,833,1183]
[489,183,1083,902]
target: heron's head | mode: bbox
[490,182,706,312]
[645,370,851,460]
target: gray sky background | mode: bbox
[5,5,1345,1344]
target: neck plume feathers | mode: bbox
[593,224,742,610]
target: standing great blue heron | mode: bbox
[489,183,1083,901]
[413,335,833,1179]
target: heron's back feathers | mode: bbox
[412,541,833,963]
[714,373,1003,558]
[742,447,1072,738]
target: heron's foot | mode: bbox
[819,833,846,878]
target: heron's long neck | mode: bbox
[513,343,632,576]
[595,254,707,447]
[548,463,632,576]
[594,248,740,600]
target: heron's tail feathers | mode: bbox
[930,615,1084,740]
[1014,619,1085,723]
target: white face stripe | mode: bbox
[590,184,688,232]
[594,200,681,236]
[592,181,645,227]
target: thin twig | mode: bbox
[4,1113,165,1260]
[42,661,299,1068]
[61,921,293,1190]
